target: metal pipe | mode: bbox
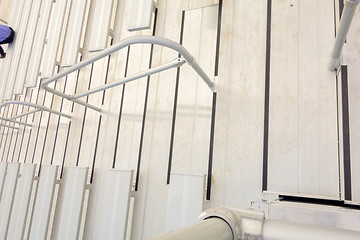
[0,117,33,127]
[0,101,71,119]
[71,58,186,99]
[148,218,233,240]
[150,208,360,240]
[263,219,360,240]
[41,36,215,112]
[0,124,19,130]
[8,109,40,120]
[328,0,360,71]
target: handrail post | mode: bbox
[328,0,360,71]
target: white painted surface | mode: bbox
[128,0,154,31]
[0,163,19,239]
[0,162,7,200]
[51,167,88,240]
[40,0,68,78]
[25,0,54,88]
[28,165,58,240]
[13,0,42,96]
[88,169,133,240]
[88,0,114,52]
[61,0,87,67]
[268,0,339,197]
[166,173,205,232]
[7,164,36,240]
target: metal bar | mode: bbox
[0,124,19,130]
[72,58,185,99]
[0,117,33,127]
[41,36,215,111]
[328,0,360,71]
[9,109,40,120]
[0,101,71,119]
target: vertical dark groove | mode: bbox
[2,105,16,162]
[135,8,158,191]
[90,115,102,183]
[102,38,114,105]
[0,106,11,157]
[341,66,352,201]
[51,75,68,165]
[17,89,34,162]
[262,0,272,191]
[112,46,131,168]
[60,121,72,179]
[71,58,83,112]
[206,92,217,200]
[339,0,344,19]
[214,0,223,76]
[167,10,185,185]
[39,80,58,174]
[76,63,94,166]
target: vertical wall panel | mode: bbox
[268,0,339,197]
[25,0,54,88]
[13,0,42,96]
[88,0,114,52]
[347,5,360,203]
[61,0,87,67]
[268,0,300,193]
[297,0,338,197]
[0,163,19,239]
[7,164,36,240]
[171,5,217,176]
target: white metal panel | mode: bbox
[52,167,88,240]
[41,0,68,78]
[0,162,7,200]
[61,0,87,67]
[28,165,58,240]
[25,0,54,88]
[88,0,114,52]
[128,0,154,31]
[90,169,133,240]
[0,163,20,239]
[166,173,205,232]
[13,0,42,96]
[2,0,33,101]
[7,164,36,240]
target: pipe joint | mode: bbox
[198,207,264,240]
[346,0,360,7]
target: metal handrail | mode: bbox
[0,101,71,123]
[328,0,360,71]
[41,36,215,112]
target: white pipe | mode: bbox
[41,36,215,112]
[328,0,360,71]
[0,117,32,127]
[148,218,233,240]
[71,58,186,99]
[150,208,360,240]
[0,101,71,119]
[0,124,19,130]
[263,219,360,240]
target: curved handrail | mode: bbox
[41,36,215,112]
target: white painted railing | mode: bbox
[41,36,215,112]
